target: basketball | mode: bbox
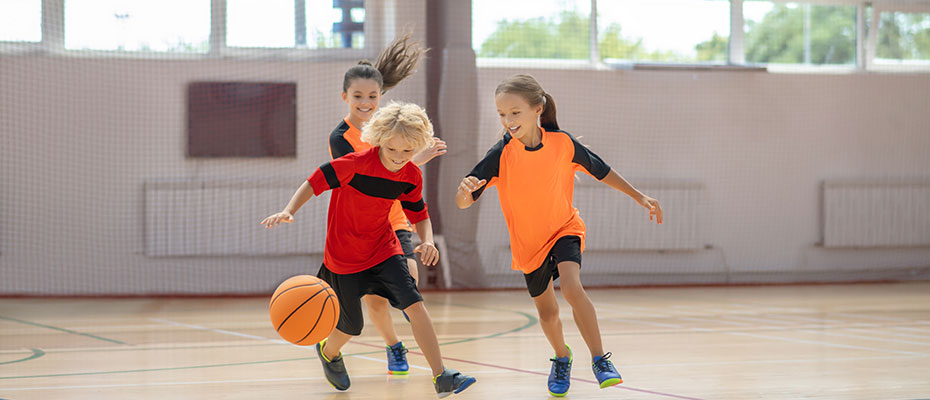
[269,275,339,346]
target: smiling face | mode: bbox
[342,78,382,127]
[495,91,543,144]
[378,133,417,172]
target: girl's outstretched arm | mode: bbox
[600,169,663,224]
[412,138,448,166]
[260,181,315,228]
[455,176,486,209]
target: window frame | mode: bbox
[0,0,380,61]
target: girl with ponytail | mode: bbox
[456,73,662,397]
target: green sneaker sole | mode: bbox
[388,370,409,375]
[548,389,568,397]
[599,377,622,389]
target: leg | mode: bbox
[361,294,401,346]
[403,301,443,376]
[407,257,420,287]
[405,301,476,396]
[557,261,604,358]
[321,329,353,360]
[531,281,571,359]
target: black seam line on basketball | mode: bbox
[276,287,330,332]
[295,294,332,345]
[0,315,127,345]
[0,348,45,366]
[268,281,324,309]
[0,303,537,380]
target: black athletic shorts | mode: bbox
[317,255,422,336]
[523,235,582,298]
[395,229,416,260]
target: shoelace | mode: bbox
[549,357,571,381]
[389,345,408,363]
[593,352,615,374]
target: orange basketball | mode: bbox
[269,275,339,346]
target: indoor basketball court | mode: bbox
[2,0,929,399]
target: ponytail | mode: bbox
[540,92,559,131]
[343,31,428,94]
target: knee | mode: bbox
[537,305,561,324]
[560,283,587,305]
[363,295,389,313]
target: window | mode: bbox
[875,11,930,64]
[473,0,592,60]
[227,0,365,49]
[744,1,857,65]
[0,0,41,43]
[598,0,731,63]
[64,0,210,52]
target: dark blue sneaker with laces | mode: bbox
[434,368,476,398]
[386,341,409,375]
[592,352,623,388]
[315,339,350,391]
[547,345,572,397]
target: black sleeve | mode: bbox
[329,133,356,159]
[467,140,505,200]
[566,132,611,180]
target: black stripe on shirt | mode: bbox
[467,134,510,200]
[320,162,340,189]
[329,121,355,159]
[401,199,426,212]
[564,131,611,180]
[348,174,417,199]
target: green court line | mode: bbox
[0,303,537,380]
[0,349,45,365]
[0,316,127,345]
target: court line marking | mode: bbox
[0,348,45,365]
[0,315,127,345]
[0,303,538,380]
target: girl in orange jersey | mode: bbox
[329,32,446,375]
[456,74,662,397]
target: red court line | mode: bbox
[351,341,703,400]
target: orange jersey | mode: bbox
[467,127,611,274]
[329,118,413,232]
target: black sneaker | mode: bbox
[433,368,476,398]
[315,339,350,391]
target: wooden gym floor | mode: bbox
[1,281,929,399]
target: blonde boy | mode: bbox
[262,102,475,397]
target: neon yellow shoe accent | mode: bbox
[599,377,622,389]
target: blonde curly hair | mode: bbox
[361,101,434,152]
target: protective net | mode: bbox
[1,0,929,295]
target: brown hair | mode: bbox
[343,32,429,94]
[495,74,559,131]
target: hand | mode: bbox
[636,195,662,224]
[412,138,448,166]
[458,176,487,195]
[260,211,294,228]
[414,242,439,267]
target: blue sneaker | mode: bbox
[386,341,409,375]
[592,352,623,388]
[547,345,572,397]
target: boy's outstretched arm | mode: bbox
[260,181,315,228]
[600,169,663,224]
[412,218,439,266]
[455,176,486,209]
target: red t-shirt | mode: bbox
[308,147,429,274]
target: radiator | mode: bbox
[823,179,930,248]
[144,179,328,256]
[574,180,704,251]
